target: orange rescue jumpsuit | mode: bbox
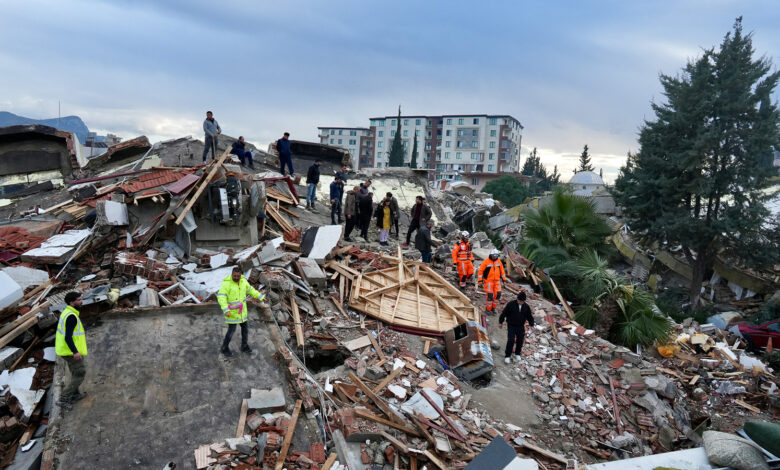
[451,240,475,288]
[477,257,507,313]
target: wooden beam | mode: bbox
[416,281,469,323]
[368,333,386,361]
[236,398,248,438]
[548,276,575,319]
[290,294,304,347]
[175,148,230,225]
[274,399,302,470]
[372,366,403,394]
[380,431,410,454]
[355,409,421,437]
[0,301,51,338]
[349,372,406,425]
[422,450,448,470]
[321,453,338,470]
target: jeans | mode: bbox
[331,199,342,224]
[406,219,421,244]
[233,149,253,167]
[222,322,248,350]
[505,326,525,358]
[202,134,218,161]
[62,355,86,402]
[306,183,317,204]
[421,252,432,263]
[279,154,294,175]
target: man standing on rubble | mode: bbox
[477,248,507,315]
[498,291,534,364]
[276,132,294,176]
[344,185,360,241]
[385,192,400,238]
[358,191,374,240]
[452,231,475,288]
[306,160,321,211]
[230,136,254,169]
[217,267,266,357]
[330,175,343,224]
[56,292,88,409]
[416,219,437,263]
[202,111,222,162]
[403,196,432,247]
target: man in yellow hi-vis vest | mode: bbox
[55,292,88,409]
[217,267,266,356]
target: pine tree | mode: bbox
[599,168,603,180]
[409,134,418,169]
[577,144,594,173]
[522,148,539,175]
[550,165,560,185]
[388,106,405,167]
[613,18,780,307]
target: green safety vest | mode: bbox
[55,305,88,356]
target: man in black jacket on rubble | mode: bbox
[498,291,535,364]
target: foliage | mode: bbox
[755,298,780,324]
[612,18,780,307]
[522,188,612,269]
[409,134,418,169]
[577,144,594,173]
[765,351,780,371]
[482,175,531,208]
[388,106,405,167]
[574,250,672,348]
[521,148,560,194]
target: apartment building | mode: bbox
[316,127,373,169]
[366,114,523,190]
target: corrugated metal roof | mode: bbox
[120,169,192,194]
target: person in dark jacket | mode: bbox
[330,175,344,224]
[335,166,349,186]
[385,192,400,237]
[498,291,535,364]
[305,160,321,211]
[276,132,294,176]
[358,191,373,240]
[415,220,436,263]
[404,196,433,246]
[230,136,254,169]
[344,186,360,241]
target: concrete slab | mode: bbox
[298,257,327,289]
[1,266,50,290]
[0,271,23,310]
[49,305,290,469]
[247,387,286,413]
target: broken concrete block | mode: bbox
[0,271,23,311]
[0,347,23,370]
[246,413,264,431]
[364,365,386,382]
[298,257,327,289]
[387,385,407,400]
[1,266,49,291]
[644,375,678,399]
[95,200,129,226]
[225,436,252,452]
[247,387,286,413]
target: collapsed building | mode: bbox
[0,128,777,470]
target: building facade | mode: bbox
[316,127,373,169]
[366,114,523,187]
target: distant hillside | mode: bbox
[0,111,90,143]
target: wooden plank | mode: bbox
[175,149,230,225]
[290,294,304,347]
[10,336,40,372]
[321,453,338,470]
[236,398,248,438]
[416,281,469,323]
[372,366,403,394]
[422,450,448,470]
[734,399,760,413]
[368,333,386,361]
[0,316,39,349]
[516,438,569,465]
[355,409,420,437]
[380,431,409,454]
[349,372,405,425]
[420,389,470,450]
[0,301,51,338]
[343,335,372,351]
[274,399,302,470]
[549,276,575,319]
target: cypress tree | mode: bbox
[577,144,594,172]
[388,106,405,167]
[409,134,418,169]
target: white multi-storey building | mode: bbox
[367,114,523,190]
[316,127,373,169]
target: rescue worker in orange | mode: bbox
[477,248,507,315]
[451,231,475,288]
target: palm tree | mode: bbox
[574,250,671,348]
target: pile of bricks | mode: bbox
[0,226,46,254]
[113,251,172,281]
[279,348,315,411]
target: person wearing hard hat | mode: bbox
[477,248,507,315]
[451,231,475,289]
[217,267,266,357]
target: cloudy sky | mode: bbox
[1,1,778,182]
